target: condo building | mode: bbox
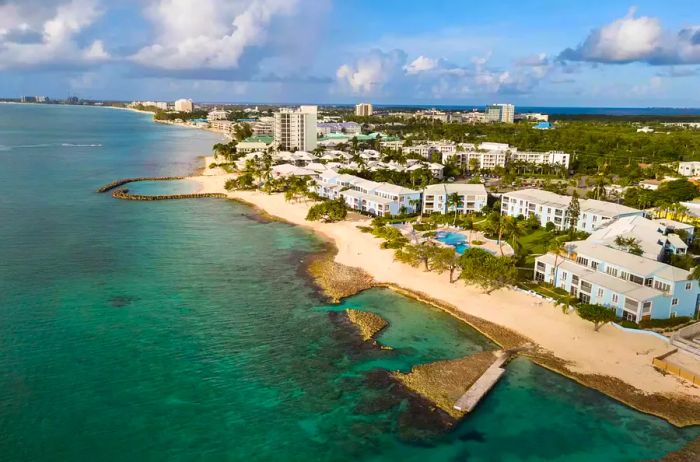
[500,189,644,232]
[678,161,700,177]
[534,218,700,322]
[422,183,488,215]
[273,105,318,151]
[355,103,373,117]
[315,171,421,217]
[485,104,515,123]
[174,98,194,113]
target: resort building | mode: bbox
[678,161,700,177]
[422,183,488,215]
[315,171,421,217]
[174,98,194,113]
[207,110,228,121]
[355,103,373,116]
[500,189,644,232]
[274,105,318,151]
[403,141,456,159]
[510,151,570,169]
[407,162,445,179]
[236,135,273,153]
[209,120,234,134]
[317,122,361,135]
[585,215,694,261]
[534,237,700,322]
[380,140,405,151]
[485,104,515,123]
[253,117,274,136]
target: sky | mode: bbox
[1,0,700,107]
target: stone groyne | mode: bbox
[96,176,185,193]
[112,188,227,201]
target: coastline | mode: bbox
[189,161,700,427]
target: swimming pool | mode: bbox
[434,231,469,254]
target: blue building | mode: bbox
[534,220,700,322]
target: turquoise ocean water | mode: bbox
[0,104,697,461]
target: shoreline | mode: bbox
[186,162,700,427]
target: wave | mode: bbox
[60,143,103,147]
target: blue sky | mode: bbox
[1,0,699,106]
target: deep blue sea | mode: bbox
[0,103,698,461]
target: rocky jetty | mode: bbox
[96,176,185,193]
[345,309,388,342]
[306,248,374,302]
[393,351,499,419]
[112,189,227,201]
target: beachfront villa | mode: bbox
[534,239,700,322]
[422,183,488,214]
[501,189,644,233]
[315,170,421,217]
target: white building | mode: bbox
[174,99,194,113]
[252,116,274,136]
[403,141,456,159]
[501,188,644,232]
[207,110,228,121]
[485,104,515,123]
[274,106,318,151]
[317,122,361,135]
[460,111,487,124]
[355,103,373,117]
[423,183,488,215]
[209,120,234,134]
[678,161,700,177]
[510,151,570,169]
[315,171,421,217]
[585,215,693,261]
[518,113,549,122]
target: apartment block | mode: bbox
[500,189,644,232]
[422,183,488,214]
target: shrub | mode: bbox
[639,316,691,329]
[470,240,484,245]
[618,320,639,329]
[306,198,347,222]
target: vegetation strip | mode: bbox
[112,189,227,201]
[96,176,185,193]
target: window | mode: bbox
[561,272,567,281]
[645,278,653,287]
[612,294,619,304]
[535,272,545,282]
[576,257,589,266]
[536,262,546,271]
[654,281,671,292]
[624,298,639,311]
[572,275,580,285]
[606,267,618,277]
[591,261,599,270]
[620,271,629,281]
[686,282,692,290]
[579,293,591,304]
[642,302,652,314]
[672,298,679,306]
[629,274,644,286]
[597,288,604,298]
[580,281,592,293]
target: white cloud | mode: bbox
[336,49,558,99]
[559,8,700,65]
[0,0,108,70]
[132,0,300,72]
[336,49,407,95]
[404,56,439,74]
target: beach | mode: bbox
[191,159,700,424]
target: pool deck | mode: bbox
[434,227,514,256]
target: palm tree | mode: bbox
[464,215,475,244]
[446,192,463,226]
[547,240,566,287]
[409,197,421,216]
[502,216,524,256]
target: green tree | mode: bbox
[394,243,435,271]
[306,199,347,222]
[446,192,463,226]
[577,304,617,332]
[459,248,518,294]
[429,247,461,282]
[566,190,581,238]
[502,216,524,256]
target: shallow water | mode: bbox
[0,104,697,461]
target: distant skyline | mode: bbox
[1,1,700,107]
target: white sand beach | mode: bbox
[192,161,700,403]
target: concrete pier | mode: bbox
[453,351,508,413]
